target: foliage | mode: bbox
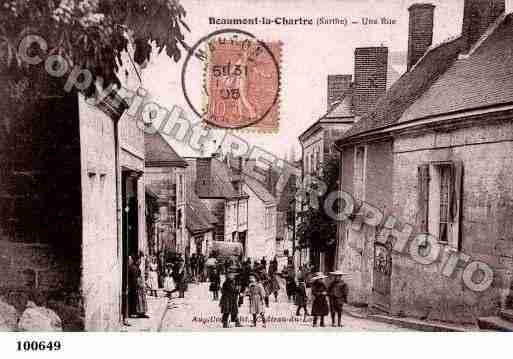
[296,155,340,252]
[0,0,189,90]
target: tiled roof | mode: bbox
[190,190,218,225]
[145,132,188,167]
[195,158,240,199]
[321,88,355,120]
[339,14,513,142]
[244,175,276,205]
[186,204,212,234]
[399,14,513,122]
[299,90,355,142]
[186,190,217,234]
[338,36,466,141]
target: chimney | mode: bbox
[327,74,352,110]
[462,0,505,51]
[195,157,212,193]
[353,47,388,117]
[407,3,435,70]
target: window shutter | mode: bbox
[451,160,463,249]
[417,163,430,233]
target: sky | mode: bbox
[138,0,472,160]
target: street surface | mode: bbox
[161,277,413,331]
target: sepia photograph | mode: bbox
[1,1,513,355]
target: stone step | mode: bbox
[500,309,513,323]
[477,316,513,331]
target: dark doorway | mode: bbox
[121,171,139,321]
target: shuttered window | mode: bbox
[417,163,430,233]
[418,161,463,250]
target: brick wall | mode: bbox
[407,3,435,70]
[353,47,388,117]
[327,74,352,110]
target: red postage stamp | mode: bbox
[203,38,281,131]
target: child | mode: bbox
[209,267,221,300]
[163,265,175,298]
[295,277,309,319]
[245,275,266,327]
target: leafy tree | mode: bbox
[296,156,340,253]
[0,0,189,91]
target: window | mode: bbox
[418,161,463,249]
[354,146,366,200]
[438,165,451,243]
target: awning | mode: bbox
[210,241,243,257]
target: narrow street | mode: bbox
[161,278,412,331]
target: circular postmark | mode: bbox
[181,29,281,130]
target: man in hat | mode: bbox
[310,272,329,327]
[220,267,242,328]
[328,271,348,327]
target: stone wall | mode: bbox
[78,95,121,331]
[391,119,513,323]
[337,141,394,305]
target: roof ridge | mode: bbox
[459,12,507,59]
[409,35,462,72]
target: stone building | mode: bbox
[240,174,277,261]
[299,47,389,271]
[0,78,139,330]
[144,132,188,257]
[335,0,513,325]
[185,154,249,254]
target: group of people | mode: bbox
[211,256,348,328]
[126,252,190,321]
[189,253,207,283]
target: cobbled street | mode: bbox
[161,278,413,331]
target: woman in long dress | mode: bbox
[310,273,329,327]
[148,256,159,297]
[135,256,149,318]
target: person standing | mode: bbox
[220,269,241,328]
[190,253,198,282]
[135,256,149,318]
[163,264,175,299]
[209,266,221,300]
[295,278,308,319]
[260,257,267,272]
[148,256,159,297]
[198,253,206,282]
[310,272,329,327]
[268,270,280,303]
[127,256,138,318]
[269,256,278,275]
[328,271,348,327]
[245,275,267,327]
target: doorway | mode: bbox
[121,171,139,321]
[372,240,392,313]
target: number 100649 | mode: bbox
[16,340,62,351]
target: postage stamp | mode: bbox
[203,38,282,131]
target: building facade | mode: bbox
[335,0,513,324]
